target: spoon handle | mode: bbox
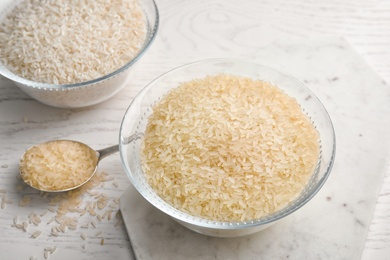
[97,145,119,162]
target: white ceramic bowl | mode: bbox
[0,0,159,108]
[119,59,336,237]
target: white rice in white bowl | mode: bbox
[141,74,320,222]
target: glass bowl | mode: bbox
[119,59,336,237]
[0,0,159,108]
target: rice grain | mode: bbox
[0,0,147,84]
[31,230,42,239]
[141,74,320,222]
[19,140,98,191]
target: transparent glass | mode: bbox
[0,0,159,108]
[119,59,336,237]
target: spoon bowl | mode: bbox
[19,140,119,192]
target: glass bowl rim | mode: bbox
[119,58,336,230]
[0,0,159,90]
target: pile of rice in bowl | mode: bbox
[141,74,320,222]
[0,0,147,84]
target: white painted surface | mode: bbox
[0,0,390,259]
[120,37,390,260]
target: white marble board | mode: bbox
[120,37,390,260]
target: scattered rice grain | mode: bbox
[105,176,115,181]
[90,220,97,228]
[19,196,31,207]
[109,203,118,209]
[47,217,55,225]
[22,221,28,232]
[80,222,90,229]
[15,223,24,230]
[47,207,56,213]
[89,209,97,216]
[97,214,103,222]
[50,230,59,237]
[43,246,57,259]
[31,230,42,239]
[40,210,48,217]
[78,209,87,216]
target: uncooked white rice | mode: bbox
[91,220,97,228]
[141,74,320,222]
[43,246,57,259]
[31,230,42,239]
[19,196,31,207]
[0,0,147,84]
[19,140,98,191]
[10,170,121,257]
[22,221,28,232]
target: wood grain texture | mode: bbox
[155,2,390,258]
[0,0,389,259]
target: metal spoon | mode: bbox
[19,140,119,192]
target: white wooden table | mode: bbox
[0,0,389,259]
